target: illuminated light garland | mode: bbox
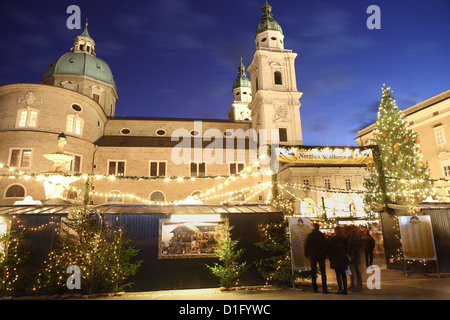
[200,181,271,202]
[278,184,324,213]
[238,182,272,205]
[280,181,367,195]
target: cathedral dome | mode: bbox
[255,1,283,37]
[41,52,117,90]
[41,23,117,91]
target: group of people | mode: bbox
[304,223,375,294]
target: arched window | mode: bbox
[274,71,282,85]
[5,184,25,198]
[150,191,165,203]
[107,191,123,203]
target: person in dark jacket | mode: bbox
[362,229,376,268]
[348,227,363,292]
[304,223,330,293]
[329,227,349,294]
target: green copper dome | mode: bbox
[232,58,251,90]
[41,24,117,91]
[255,1,283,37]
[41,52,117,90]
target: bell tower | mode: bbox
[227,58,252,121]
[248,1,303,146]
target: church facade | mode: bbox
[0,2,367,218]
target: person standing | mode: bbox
[348,227,363,292]
[304,223,330,294]
[362,229,376,268]
[329,227,349,294]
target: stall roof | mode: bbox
[0,204,280,215]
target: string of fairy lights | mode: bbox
[2,158,449,209]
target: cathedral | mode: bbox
[0,2,367,218]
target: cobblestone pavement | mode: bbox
[97,268,449,301]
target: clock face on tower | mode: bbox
[274,105,288,120]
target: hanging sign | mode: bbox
[398,216,437,260]
[288,217,311,270]
[277,147,373,165]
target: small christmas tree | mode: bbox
[364,84,436,213]
[0,230,28,296]
[206,223,247,289]
[32,205,141,295]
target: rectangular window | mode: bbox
[18,111,28,127]
[345,178,352,190]
[93,93,100,103]
[190,162,206,177]
[150,161,166,177]
[108,160,125,176]
[66,155,81,173]
[66,115,83,135]
[229,162,244,175]
[434,127,446,147]
[444,166,450,177]
[9,149,32,168]
[324,178,331,189]
[303,179,310,187]
[17,109,38,128]
[279,128,288,142]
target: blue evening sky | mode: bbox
[1,0,449,146]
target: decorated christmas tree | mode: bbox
[206,223,247,289]
[364,84,436,213]
[32,205,141,295]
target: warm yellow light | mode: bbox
[170,214,221,222]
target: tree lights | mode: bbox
[364,84,436,213]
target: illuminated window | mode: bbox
[66,115,83,135]
[108,160,126,176]
[16,107,38,128]
[9,149,32,168]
